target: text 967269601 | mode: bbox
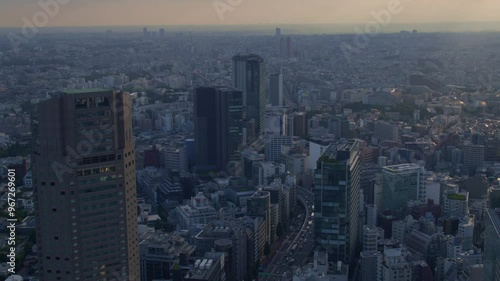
[6,169,17,274]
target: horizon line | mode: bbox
[1,21,500,29]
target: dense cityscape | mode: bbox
[0,15,500,281]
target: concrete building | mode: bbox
[360,251,383,281]
[363,226,384,252]
[382,246,412,281]
[374,121,399,142]
[444,191,469,218]
[463,144,485,171]
[177,192,217,231]
[164,142,188,174]
[32,89,139,280]
[194,218,255,281]
[293,251,349,281]
[139,231,196,281]
[184,252,227,281]
[264,135,293,162]
[380,164,425,214]
[252,161,285,186]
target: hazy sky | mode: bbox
[0,0,499,28]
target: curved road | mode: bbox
[260,186,315,280]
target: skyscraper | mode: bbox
[275,27,281,53]
[313,140,361,264]
[268,72,283,107]
[286,37,292,57]
[380,164,425,214]
[232,54,266,138]
[194,86,243,172]
[484,208,500,281]
[32,89,139,281]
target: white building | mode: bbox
[363,226,384,252]
[293,251,348,281]
[159,112,173,132]
[444,191,469,218]
[164,144,188,174]
[177,192,217,230]
[382,246,412,281]
[252,162,285,186]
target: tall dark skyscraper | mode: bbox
[32,89,139,281]
[485,208,500,281]
[268,72,283,107]
[194,86,243,172]
[314,140,361,265]
[232,54,266,138]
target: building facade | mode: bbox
[380,164,425,214]
[32,89,139,280]
[194,86,243,172]
[313,140,361,264]
[232,54,267,137]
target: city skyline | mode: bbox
[1,0,500,29]
[1,0,500,279]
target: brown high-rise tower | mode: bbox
[32,89,139,281]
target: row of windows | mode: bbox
[80,193,117,203]
[46,256,70,261]
[78,175,118,185]
[76,110,112,119]
[77,154,116,166]
[80,201,118,212]
[75,97,110,109]
[77,166,116,177]
[80,184,118,194]
[79,119,113,128]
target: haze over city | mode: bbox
[0,0,500,30]
[2,0,500,281]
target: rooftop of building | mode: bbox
[318,139,361,164]
[63,88,111,94]
[382,163,422,173]
[185,252,225,280]
[139,230,196,255]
